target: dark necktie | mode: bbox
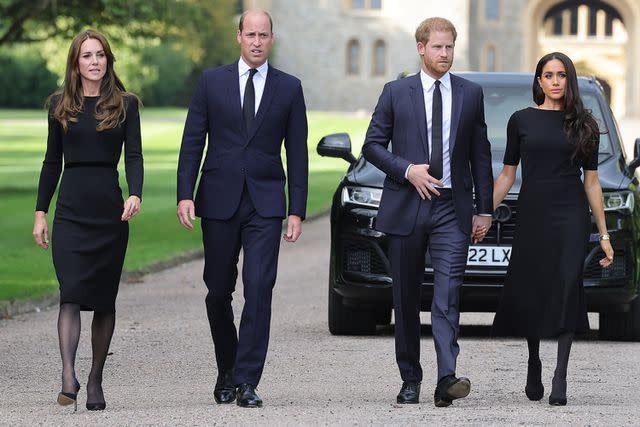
[243,68,258,131]
[430,80,443,180]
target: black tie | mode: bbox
[430,80,443,180]
[243,68,258,131]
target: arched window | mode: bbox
[373,40,386,76]
[543,1,624,37]
[347,39,361,75]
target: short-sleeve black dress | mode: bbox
[492,107,597,337]
[36,95,143,313]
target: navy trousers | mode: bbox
[388,189,469,382]
[201,187,282,387]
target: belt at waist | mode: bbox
[433,187,453,200]
[64,161,117,169]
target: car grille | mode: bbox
[342,239,388,275]
[484,198,517,244]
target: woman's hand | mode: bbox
[122,195,141,221]
[33,211,49,250]
[599,239,614,268]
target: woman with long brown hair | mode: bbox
[478,52,613,406]
[33,29,143,411]
[485,52,613,406]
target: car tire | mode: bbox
[599,296,640,341]
[328,286,377,335]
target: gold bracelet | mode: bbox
[599,234,610,241]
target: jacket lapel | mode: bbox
[409,74,429,160]
[449,74,464,156]
[226,61,245,136]
[247,67,280,142]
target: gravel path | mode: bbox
[1,216,639,426]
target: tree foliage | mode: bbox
[0,0,174,45]
[0,48,58,107]
[0,0,241,106]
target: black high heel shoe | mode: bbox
[549,375,567,406]
[525,359,544,401]
[57,379,80,411]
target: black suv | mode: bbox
[318,72,640,341]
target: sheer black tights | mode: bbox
[58,303,81,393]
[58,303,115,403]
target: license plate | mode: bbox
[467,246,511,266]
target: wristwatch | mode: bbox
[599,233,610,241]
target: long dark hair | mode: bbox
[532,52,600,162]
[49,29,137,132]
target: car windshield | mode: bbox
[482,86,613,157]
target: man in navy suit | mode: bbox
[362,17,493,407]
[176,9,308,408]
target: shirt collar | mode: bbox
[420,69,451,92]
[238,57,269,78]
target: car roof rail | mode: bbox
[397,71,417,80]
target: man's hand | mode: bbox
[283,215,302,242]
[472,215,492,244]
[177,199,196,230]
[406,164,444,200]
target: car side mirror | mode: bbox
[629,138,640,173]
[317,133,357,164]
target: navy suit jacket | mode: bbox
[362,73,493,236]
[177,61,308,220]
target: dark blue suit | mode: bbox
[363,73,492,382]
[177,61,308,386]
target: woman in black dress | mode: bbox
[32,29,143,411]
[483,52,613,406]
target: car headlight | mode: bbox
[341,186,382,208]
[603,191,634,214]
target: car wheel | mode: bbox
[599,296,640,341]
[328,286,377,335]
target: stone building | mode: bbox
[243,0,639,117]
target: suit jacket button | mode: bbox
[241,167,246,173]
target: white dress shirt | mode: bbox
[421,70,452,188]
[238,58,268,114]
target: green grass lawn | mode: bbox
[0,109,369,301]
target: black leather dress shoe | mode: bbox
[237,383,263,408]
[434,375,471,407]
[397,381,420,404]
[214,371,236,404]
